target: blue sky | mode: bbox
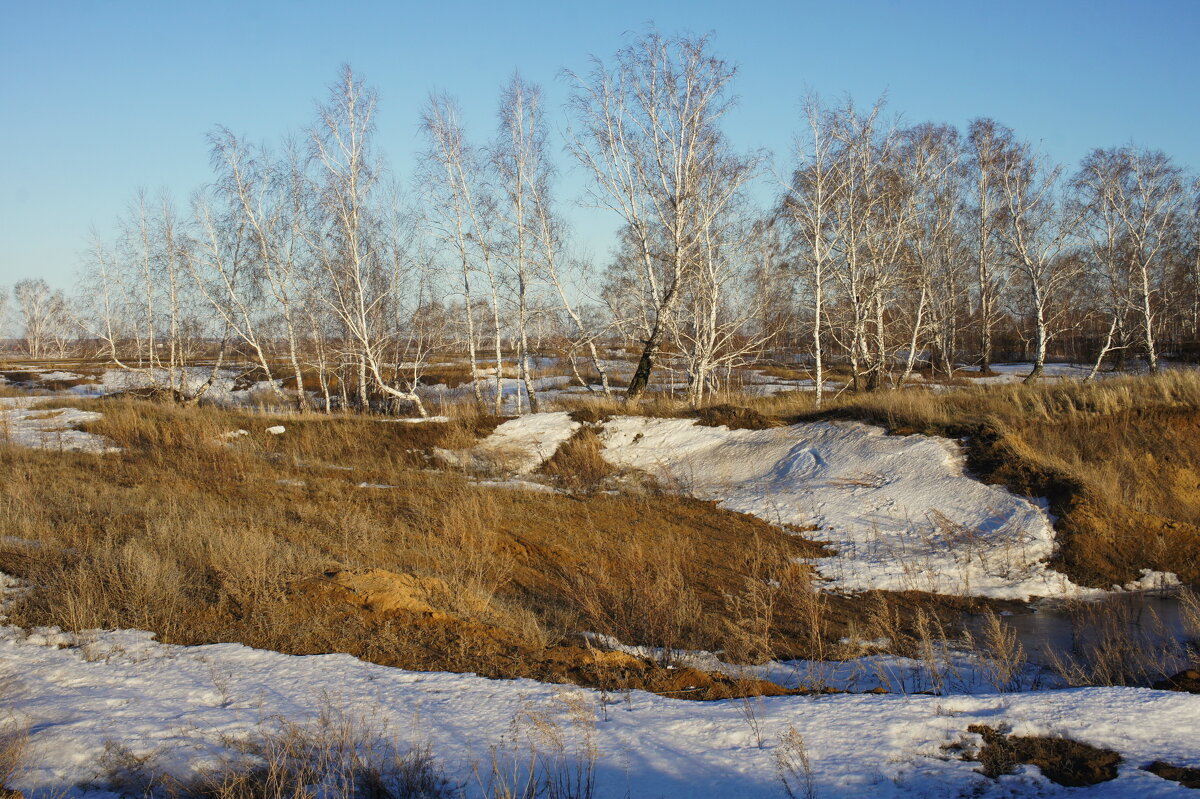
[2,0,1198,288]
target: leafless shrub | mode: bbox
[480,691,598,799]
[967,609,1028,692]
[94,704,456,799]
[774,723,815,799]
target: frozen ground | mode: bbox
[956,361,1200,385]
[4,619,1198,797]
[0,398,119,454]
[961,362,1097,385]
[419,375,581,415]
[585,632,1053,695]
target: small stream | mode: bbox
[965,591,1196,675]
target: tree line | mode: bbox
[5,31,1199,412]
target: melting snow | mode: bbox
[0,400,119,454]
[435,411,579,475]
[600,417,1092,600]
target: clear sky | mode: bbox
[2,0,1197,289]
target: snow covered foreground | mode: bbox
[6,623,1199,797]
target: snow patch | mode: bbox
[0,403,120,454]
[1119,570,1182,592]
[435,411,579,475]
[36,370,86,382]
[600,417,1092,600]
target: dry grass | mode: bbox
[1042,596,1196,687]
[2,368,1197,698]
[479,691,598,799]
[0,397,836,698]
[0,726,26,795]
[774,724,816,799]
[536,427,615,493]
[92,704,456,799]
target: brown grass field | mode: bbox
[1,366,1198,698]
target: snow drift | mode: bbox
[600,416,1089,600]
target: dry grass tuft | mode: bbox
[93,705,457,799]
[536,427,615,493]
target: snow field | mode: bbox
[4,622,1198,797]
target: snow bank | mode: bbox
[4,621,1198,797]
[436,411,579,475]
[600,417,1090,600]
[0,401,119,454]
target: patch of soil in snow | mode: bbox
[1146,761,1200,789]
[965,724,1121,786]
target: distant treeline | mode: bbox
[4,31,1198,411]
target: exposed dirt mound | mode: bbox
[967,724,1121,786]
[1152,669,1200,694]
[1052,494,1200,588]
[296,568,490,620]
[291,576,792,701]
[689,404,778,431]
[1146,760,1200,789]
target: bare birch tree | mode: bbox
[306,65,426,416]
[1073,148,1135,378]
[567,31,744,401]
[13,279,65,359]
[997,145,1081,382]
[1110,147,1186,372]
[966,119,1018,374]
[781,95,853,406]
[493,73,546,413]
